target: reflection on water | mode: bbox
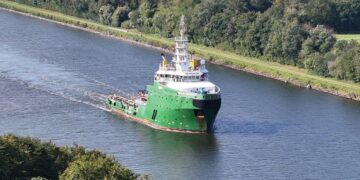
[1,9,360,179]
[144,132,219,179]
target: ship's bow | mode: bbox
[193,94,221,132]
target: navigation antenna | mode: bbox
[180,15,186,39]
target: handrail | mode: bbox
[181,85,221,95]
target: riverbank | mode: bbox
[1,0,360,101]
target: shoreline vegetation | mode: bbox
[1,1,360,101]
[0,134,147,179]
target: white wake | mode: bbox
[0,46,131,112]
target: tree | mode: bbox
[152,9,179,37]
[281,20,305,63]
[203,12,231,47]
[304,52,331,76]
[303,0,336,27]
[0,135,70,179]
[0,135,142,179]
[188,0,226,44]
[300,25,336,57]
[129,10,140,28]
[233,12,257,54]
[111,5,130,27]
[249,0,272,11]
[242,11,273,57]
[59,151,139,180]
[334,0,360,32]
[329,40,360,81]
[99,4,115,25]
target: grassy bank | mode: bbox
[1,0,360,101]
[336,34,360,42]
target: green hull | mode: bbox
[107,82,221,133]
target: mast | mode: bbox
[180,15,186,38]
[173,15,190,72]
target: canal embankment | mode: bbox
[1,0,360,101]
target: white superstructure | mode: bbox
[154,15,220,95]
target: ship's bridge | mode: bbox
[154,70,220,95]
[153,15,220,95]
[167,81,220,95]
[155,69,207,82]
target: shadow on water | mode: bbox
[108,113,218,150]
[214,120,284,135]
[143,130,220,179]
[146,130,218,150]
[106,113,219,179]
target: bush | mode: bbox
[0,135,143,180]
[59,151,138,180]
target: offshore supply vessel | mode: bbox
[106,16,221,133]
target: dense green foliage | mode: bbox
[0,135,143,180]
[329,40,360,82]
[8,0,360,82]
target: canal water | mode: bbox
[1,10,360,179]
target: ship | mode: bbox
[106,16,221,133]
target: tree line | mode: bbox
[12,0,360,83]
[0,135,146,179]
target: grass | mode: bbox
[1,0,360,100]
[335,34,360,42]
